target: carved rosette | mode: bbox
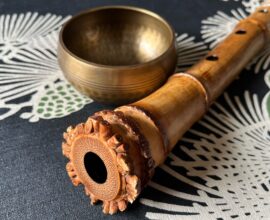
[62,110,154,214]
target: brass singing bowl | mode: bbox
[58,6,177,104]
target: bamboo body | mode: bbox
[124,7,270,165]
[62,3,270,215]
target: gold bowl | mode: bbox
[58,6,177,104]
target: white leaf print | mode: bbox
[141,91,270,219]
[0,12,92,122]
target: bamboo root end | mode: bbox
[62,110,154,214]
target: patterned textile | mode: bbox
[0,0,269,219]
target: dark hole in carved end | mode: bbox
[235,29,246,35]
[84,152,107,184]
[206,55,219,61]
[259,9,268,13]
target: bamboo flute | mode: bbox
[62,2,270,214]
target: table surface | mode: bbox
[1,0,270,219]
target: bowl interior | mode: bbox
[62,7,174,66]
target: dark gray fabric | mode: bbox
[0,0,267,219]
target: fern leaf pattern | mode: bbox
[141,91,270,219]
[0,13,93,122]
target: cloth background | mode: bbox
[1,0,270,219]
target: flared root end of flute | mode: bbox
[62,110,154,214]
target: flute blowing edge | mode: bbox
[62,4,270,215]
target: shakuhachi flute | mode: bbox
[62,2,270,214]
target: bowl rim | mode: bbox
[58,5,176,70]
